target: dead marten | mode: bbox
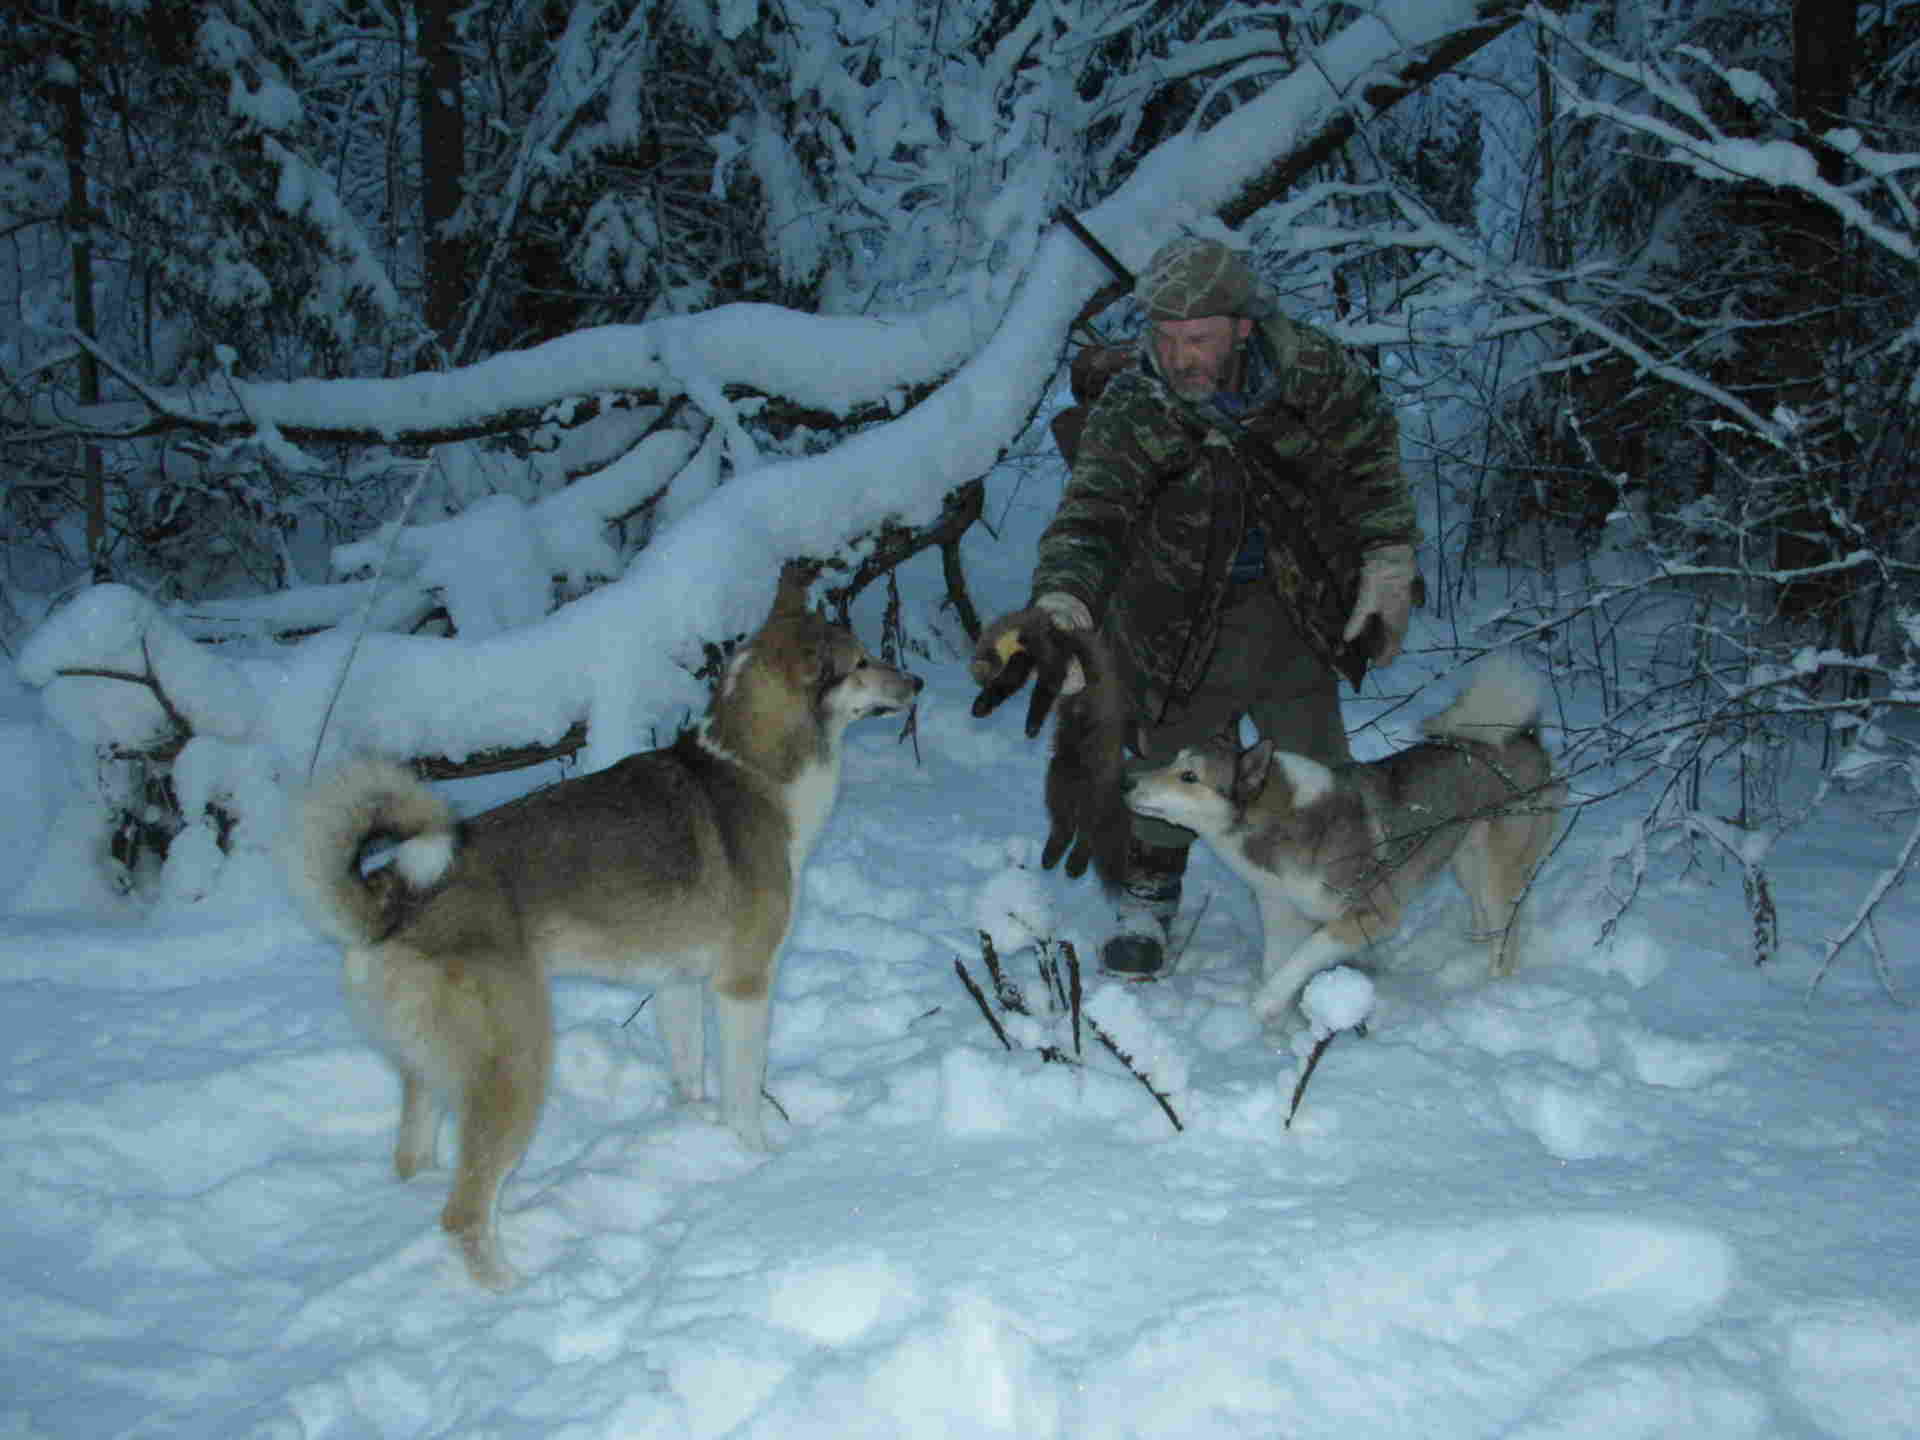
[970,609,1129,893]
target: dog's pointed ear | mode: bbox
[771,561,815,620]
[1234,739,1276,805]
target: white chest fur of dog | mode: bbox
[287,568,920,1289]
[1126,657,1564,1027]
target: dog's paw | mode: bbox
[727,1116,772,1153]
[443,1210,520,1292]
[455,1232,521,1293]
[1250,978,1302,1028]
[711,1098,775,1154]
[394,1139,435,1181]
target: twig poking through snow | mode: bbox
[979,931,1027,1017]
[1809,802,1920,1001]
[1286,968,1376,1129]
[953,957,1014,1051]
[1285,1031,1341,1130]
[1068,943,1083,1059]
[954,934,1183,1132]
[896,702,922,764]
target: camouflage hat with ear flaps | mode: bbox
[1137,236,1256,321]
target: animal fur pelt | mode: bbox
[970,608,1129,892]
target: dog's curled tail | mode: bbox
[1423,654,1547,749]
[288,757,455,946]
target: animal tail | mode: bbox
[1422,653,1547,749]
[288,757,456,946]
[1042,628,1132,894]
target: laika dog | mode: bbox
[288,566,920,1289]
[1125,656,1563,1026]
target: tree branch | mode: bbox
[823,479,985,638]
[1220,0,1546,228]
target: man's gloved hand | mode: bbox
[1030,593,1092,696]
[1342,544,1416,666]
[970,592,1094,737]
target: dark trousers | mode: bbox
[1127,582,1349,850]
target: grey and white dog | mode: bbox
[1126,656,1564,1025]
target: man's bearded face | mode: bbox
[1151,315,1252,401]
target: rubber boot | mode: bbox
[1100,840,1189,978]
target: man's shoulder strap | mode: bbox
[1052,343,1142,464]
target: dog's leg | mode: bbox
[441,1061,530,1291]
[1253,893,1316,981]
[1251,928,1353,1026]
[1250,902,1399,1025]
[712,979,773,1153]
[1481,799,1561,978]
[1487,770,1566,978]
[394,1068,438,1180]
[1450,820,1502,973]
[652,977,707,1105]
[437,964,550,1292]
[442,1001,550,1292]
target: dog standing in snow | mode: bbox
[286,566,920,1289]
[1124,656,1564,1025]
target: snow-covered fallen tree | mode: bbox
[19,0,1920,989]
[12,1,1538,906]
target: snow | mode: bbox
[6,3,1919,1428]
[8,490,1920,1435]
[970,845,1057,955]
[1300,966,1374,1038]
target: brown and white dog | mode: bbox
[1125,656,1563,1025]
[287,568,920,1288]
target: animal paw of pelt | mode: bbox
[969,604,1092,737]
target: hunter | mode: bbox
[990,234,1420,976]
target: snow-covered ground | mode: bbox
[4,538,1917,1438]
[7,0,1915,1428]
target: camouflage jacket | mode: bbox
[1031,309,1419,711]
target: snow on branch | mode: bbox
[1533,7,1920,264]
[1384,188,1789,444]
[17,0,1581,793]
[451,0,664,364]
[10,302,983,451]
[1811,787,1920,1002]
[1216,0,1539,228]
[954,932,1184,1133]
[324,430,698,640]
[18,587,258,754]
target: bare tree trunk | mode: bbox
[417,0,467,356]
[1535,25,1565,275]
[58,0,107,578]
[1772,0,1860,629]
